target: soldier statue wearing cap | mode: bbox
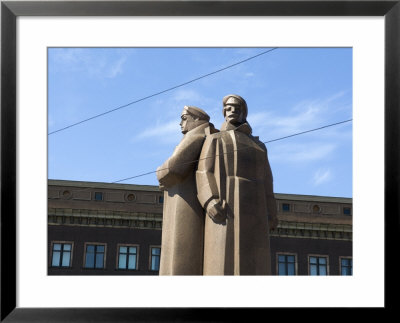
[156,106,217,275]
[196,95,277,275]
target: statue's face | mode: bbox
[224,97,244,124]
[180,111,197,134]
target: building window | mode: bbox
[62,190,71,199]
[126,193,136,202]
[282,203,290,212]
[158,196,164,203]
[84,244,106,269]
[277,254,296,275]
[312,205,321,214]
[51,242,72,267]
[309,256,328,275]
[118,245,138,270]
[150,246,161,271]
[343,207,352,215]
[94,192,103,201]
[341,258,352,275]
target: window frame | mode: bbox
[149,245,161,271]
[83,242,107,269]
[125,192,136,202]
[116,243,139,271]
[312,204,321,214]
[339,256,353,275]
[94,191,103,201]
[308,254,329,275]
[276,252,297,275]
[281,203,291,212]
[343,206,352,215]
[50,241,74,268]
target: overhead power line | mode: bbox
[112,119,352,184]
[48,118,352,193]
[48,48,278,136]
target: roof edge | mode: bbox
[48,179,352,203]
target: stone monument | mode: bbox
[196,94,277,275]
[157,96,277,275]
[156,106,217,275]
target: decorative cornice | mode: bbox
[48,179,352,203]
[48,179,161,192]
[49,208,352,240]
[270,221,352,241]
[48,208,163,230]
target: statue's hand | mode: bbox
[206,199,226,224]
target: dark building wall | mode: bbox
[48,225,162,275]
[49,224,351,276]
[48,180,352,276]
[270,237,352,275]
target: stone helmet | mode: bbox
[222,94,248,120]
[183,106,210,121]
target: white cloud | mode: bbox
[313,168,333,186]
[276,104,323,132]
[136,120,180,139]
[291,91,347,114]
[170,90,221,115]
[149,89,223,126]
[131,89,223,144]
[132,119,182,145]
[107,56,127,78]
[50,48,129,79]
[292,144,336,162]
[171,89,202,103]
[269,142,336,163]
[249,106,322,141]
[248,91,352,142]
[52,48,83,64]
[251,99,324,130]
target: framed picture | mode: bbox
[1,0,398,320]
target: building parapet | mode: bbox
[48,208,163,230]
[270,220,352,241]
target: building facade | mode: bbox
[48,180,352,276]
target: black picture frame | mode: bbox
[1,0,398,321]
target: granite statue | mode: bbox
[196,94,277,275]
[156,106,217,275]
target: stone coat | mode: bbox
[157,122,216,275]
[196,123,277,275]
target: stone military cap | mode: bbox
[222,94,248,120]
[183,106,210,121]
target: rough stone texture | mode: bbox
[157,97,277,275]
[156,106,217,275]
[196,95,277,275]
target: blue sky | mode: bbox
[48,47,352,197]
